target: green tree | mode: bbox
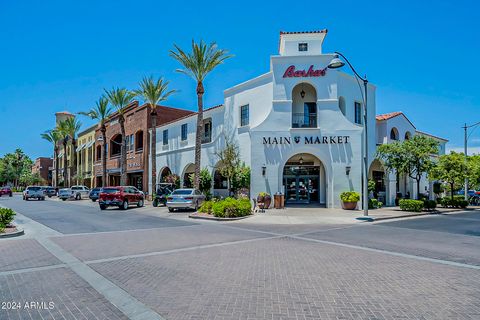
[189,168,213,194]
[134,76,175,198]
[467,154,480,190]
[215,139,240,196]
[377,135,438,199]
[41,129,61,187]
[79,96,113,187]
[0,149,31,187]
[430,151,468,200]
[170,40,232,189]
[104,87,136,186]
[232,163,250,191]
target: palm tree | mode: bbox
[78,97,113,187]
[41,129,61,187]
[170,40,232,189]
[56,120,70,187]
[104,87,136,186]
[63,117,82,186]
[134,76,176,198]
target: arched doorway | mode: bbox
[283,153,326,205]
[369,159,386,204]
[292,83,317,128]
[182,164,195,188]
[159,167,172,183]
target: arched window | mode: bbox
[405,131,411,140]
[96,145,102,161]
[338,96,346,116]
[135,131,144,151]
[292,83,317,128]
[110,134,122,157]
[390,128,399,141]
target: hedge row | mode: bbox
[199,198,252,218]
[399,199,424,212]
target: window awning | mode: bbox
[76,144,86,152]
[84,140,95,149]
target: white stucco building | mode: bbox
[151,30,447,208]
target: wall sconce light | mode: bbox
[345,166,351,176]
[300,83,305,99]
[299,157,304,165]
[262,165,266,176]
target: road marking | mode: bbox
[0,264,67,276]
[291,235,480,270]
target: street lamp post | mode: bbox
[463,121,480,200]
[328,52,369,216]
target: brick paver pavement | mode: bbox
[90,237,480,320]
[0,267,128,320]
[0,239,62,272]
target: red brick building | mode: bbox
[32,157,53,185]
[94,102,193,191]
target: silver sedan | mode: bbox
[166,189,205,212]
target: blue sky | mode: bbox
[0,0,479,158]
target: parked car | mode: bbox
[166,188,205,212]
[42,186,56,197]
[89,188,102,202]
[98,186,145,210]
[72,185,90,200]
[58,188,74,201]
[0,186,13,197]
[23,186,46,201]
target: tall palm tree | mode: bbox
[79,97,113,187]
[104,87,136,186]
[41,129,61,187]
[56,120,70,187]
[63,117,82,186]
[170,40,232,188]
[134,76,176,198]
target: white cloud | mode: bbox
[447,146,480,155]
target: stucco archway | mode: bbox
[292,83,317,128]
[182,163,195,188]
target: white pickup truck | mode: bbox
[58,185,90,201]
[23,186,46,201]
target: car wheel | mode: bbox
[91,199,96,202]
[152,199,158,207]
[41,197,45,201]
[121,200,128,210]
[48,195,52,198]
[75,194,81,200]
[62,198,66,201]
[99,204,106,210]
[168,207,174,212]
[137,199,144,207]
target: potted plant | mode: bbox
[340,191,360,210]
[257,192,271,209]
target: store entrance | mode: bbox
[283,154,325,205]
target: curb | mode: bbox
[188,214,253,221]
[0,228,24,238]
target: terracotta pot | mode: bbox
[341,201,358,210]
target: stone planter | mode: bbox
[341,201,358,210]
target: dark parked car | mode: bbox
[0,186,13,197]
[43,186,56,197]
[89,188,102,202]
[98,186,145,210]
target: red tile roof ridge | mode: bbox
[156,104,224,128]
[375,111,403,121]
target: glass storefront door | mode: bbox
[283,165,320,204]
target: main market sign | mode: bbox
[263,136,350,145]
[283,65,327,78]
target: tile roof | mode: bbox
[280,30,328,35]
[416,130,448,142]
[375,111,403,121]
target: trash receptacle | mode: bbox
[274,193,285,209]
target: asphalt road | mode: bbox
[0,195,195,234]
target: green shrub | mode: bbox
[340,191,360,202]
[368,198,383,209]
[423,200,437,210]
[441,198,469,209]
[0,222,4,233]
[436,197,443,205]
[212,197,252,218]
[399,199,424,212]
[0,208,15,226]
[198,200,214,214]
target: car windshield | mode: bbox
[172,190,193,195]
[102,188,120,194]
[27,187,41,191]
[92,188,101,192]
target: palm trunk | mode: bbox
[71,139,77,186]
[101,126,107,187]
[194,81,205,189]
[54,147,59,188]
[63,140,68,187]
[151,106,157,198]
[119,116,127,186]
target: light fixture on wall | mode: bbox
[345,166,351,176]
[262,165,266,176]
[299,157,304,165]
[300,83,305,99]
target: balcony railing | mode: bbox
[292,113,317,128]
